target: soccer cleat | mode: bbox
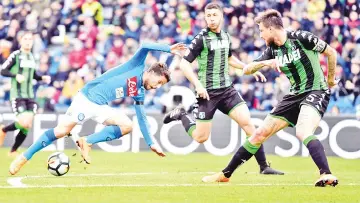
[76,137,92,164]
[0,124,6,146]
[9,153,28,175]
[163,106,186,124]
[315,174,338,187]
[202,172,230,183]
[260,166,285,175]
[8,151,19,157]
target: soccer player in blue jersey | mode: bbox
[9,42,186,175]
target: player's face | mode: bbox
[144,73,168,90]
[20,33,34,51]
[205,8,223,32]
[259,23,274,46]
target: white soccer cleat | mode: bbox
[315,174,338,187]
[76,137,92,164]
[9,153,28,175]
[202,172,230,183]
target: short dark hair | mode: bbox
[255,9,283,29]
[148,62,171,82]
[205,2,222,12]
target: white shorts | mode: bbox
[65,92,117,124]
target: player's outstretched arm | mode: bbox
[243,59,280,74]
[243,46,280,74]
[134,102,166,157]
[322,46,338,88]
[179,59,209,100]
[228,55,267,82]
[33,72,51,84]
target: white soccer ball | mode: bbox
[47,152,70,176]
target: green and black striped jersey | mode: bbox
[184,28,232,90]
[1,50,42,99]
[255,30,329,95]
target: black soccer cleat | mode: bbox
[163,106,186,124]
[260,166,285,175]
[314,174,338,187]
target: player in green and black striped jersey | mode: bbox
[163,3,283,175]
[0,32,51,156]
[204,10,339,186]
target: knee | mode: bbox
[17,119,32,129]
[119,120,133,135]
[54,125,72,138]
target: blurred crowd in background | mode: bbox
[0,0,359,116]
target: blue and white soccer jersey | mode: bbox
[65,42,171,146]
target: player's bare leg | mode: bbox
[203,116,288,182]
[9,120,76,175]
[0,124,6,146]
[228,103,284,175]
[296,105,338,187]
[79,112,133,164]
[8,112,34,155]
[1,111,34,149]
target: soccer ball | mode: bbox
[47,152,70,176]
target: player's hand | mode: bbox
[195,84,210,100]
[267,59,281,72]
[16,74,25,83]
[327,78,339,88]
[253,72,267,82]
[42,75,51,84]
[170,43,187,56]
[150,144,166,157]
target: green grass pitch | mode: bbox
[0,148,359,203]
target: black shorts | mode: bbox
[11,98,38,115]
[193,86,246,121]
[270,90,330,127]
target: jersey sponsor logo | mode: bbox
[127,76,138,97]
[115,87,124,98]
[275,49,301,67]
[210,40,229,50]
[19,59,36,69]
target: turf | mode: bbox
[0,148,359,203]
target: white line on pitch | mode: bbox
[2,183,360,189]
[6,172,216,188]
[10,171,217,179]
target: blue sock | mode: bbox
[23,129,57,160]
[86,125,122,144]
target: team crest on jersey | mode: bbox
[199,112,206,119]
[127,76,138,97]
[78,113,85,121]
[115,87,124,98]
